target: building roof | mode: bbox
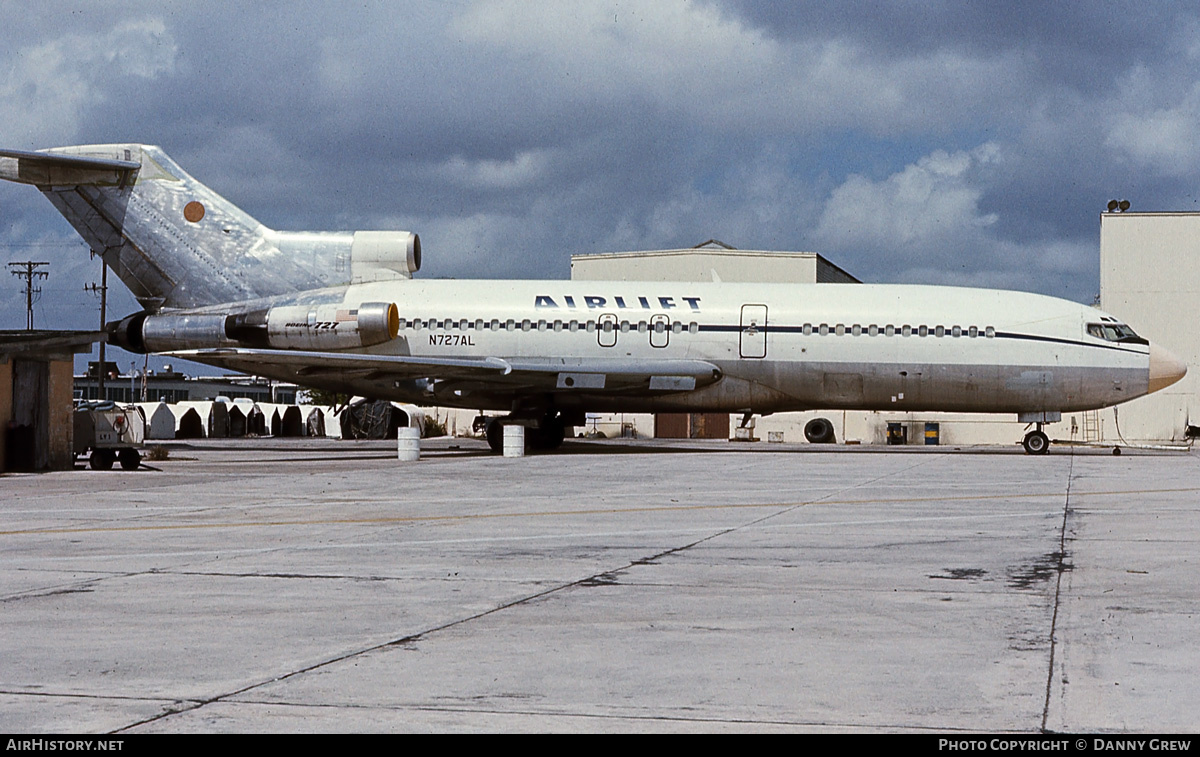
[571,240,861,284]
[0,330,106,361]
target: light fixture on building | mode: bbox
[1107,199,1131,213]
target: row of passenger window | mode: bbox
[802,323,995,338]
[395,318,996,338]
[398,318,700,334]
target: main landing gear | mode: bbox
[1022,425,1050,455]
[87,447,141,470]
[484,412,574,454]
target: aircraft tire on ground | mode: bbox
[1022,430,1050,455]
[118,448,141,470]
[89,449,115,470]
[485,419,505,454]
[804,417,837,444]
[532,415,566,451]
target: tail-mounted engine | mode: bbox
[108,302,399,353]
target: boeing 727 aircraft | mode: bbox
[0,144,1187,453]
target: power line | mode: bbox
[8,260,49,330]
[85,251,110,397]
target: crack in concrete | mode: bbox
[1039,452,1075,733]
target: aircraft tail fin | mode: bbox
[0,144,419,310]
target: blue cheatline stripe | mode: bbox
[992,331,1147,355]
[405,317,1149,357]
[692,324,1148,356]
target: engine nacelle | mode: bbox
[263,301,399,350]
[108,311,227,353]
[108,301,399,353]
[266,230,420,286]
[106,312,149,352]
[351,231,421,282]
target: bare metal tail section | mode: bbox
[0,144,419,310]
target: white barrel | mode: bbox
[397,427,421,461]
[502,425,525,457]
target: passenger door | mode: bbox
[740,304,767,358]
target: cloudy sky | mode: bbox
[3,1,1200,370]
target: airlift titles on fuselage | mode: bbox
[534,295,703,312]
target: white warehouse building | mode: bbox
[1097,211,1199,443]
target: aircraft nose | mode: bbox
[1148,343,1188,393]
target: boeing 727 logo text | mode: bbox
[285,322,340,330]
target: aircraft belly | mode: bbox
[198,344,1148,417]
[703,360,1145,414]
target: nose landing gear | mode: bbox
[1022,426,1050,455]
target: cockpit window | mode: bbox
[1087,323,1148,345]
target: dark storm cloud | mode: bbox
[716,1,1191,91]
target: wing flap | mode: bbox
[165,347,721,394]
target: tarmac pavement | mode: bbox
[1,437,1197,733]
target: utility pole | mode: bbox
[84,252,109,399]
[8,261,49,330]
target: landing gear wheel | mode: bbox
[89,449,115,470]
[1022,430,1050,455]
[804,417,836,444]
[485,415,568,454]
[485,420,505,454]
[530,416,566,451]
[118,448,141,470]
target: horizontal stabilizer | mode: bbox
[0,148,140,187]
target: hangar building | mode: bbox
[570,239,860,285]
[1097,211,1199,442]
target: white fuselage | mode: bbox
[258,278,1150,415]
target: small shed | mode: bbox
[175,400,230,439]
[135,401,178,440]
[1,330,105,472]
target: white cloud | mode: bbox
[449,0,1024,135]
[810,143,1094,294]
[0,18,177,145]
[412,210,553,279]
[814,143,1001,250]
[436,150,553,189]
[1105,82,1200,178]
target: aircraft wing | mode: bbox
[165,347,723,394]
